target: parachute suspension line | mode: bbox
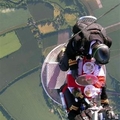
[70,2,120,40]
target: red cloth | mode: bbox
[66,57,106,98]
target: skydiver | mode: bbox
[57,16,112,109]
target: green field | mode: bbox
[28,2,54,22]
[9,0,21,3]
[0,27,41,91]
[0,0,120,119]
[44,0,69,9]
[107,29,120,81]
[0,70,61,120]
[0,31,21,59]
[0,111,6,120]
[42,33,58,51]
[0,8,31,33]
[106,29,120,114]
[93,0,120,27]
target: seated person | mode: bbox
[58,16,112,107]
[60,84,92,120]
[60,54,112,120]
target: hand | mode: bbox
[72,90,84,98]
[75,114,82,120]
[71,69,78,79]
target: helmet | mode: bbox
[72,24,81,34]
[78,16,97,23]
[72,24,84,38]
[92,44,110,64]
[72,16,97,38]
[73,16,97,34]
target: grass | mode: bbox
[0,70,61,120]
[0,0,119,119]
[43,45,57,57]
[93,0,120,27]
[47,0,66,9]
[9,0,21,3]
[0,8,31,33]
[0,111,6,120]
[107,29,120,80]
[0,31,21,58]
[28,2,53,22]
[42,33,58,51]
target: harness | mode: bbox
[77,22,107,41]
[76,22,108,56]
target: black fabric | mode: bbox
[77,22,112,48]
[64,90,92,120]
[89,34,104,43]
[101,87,108,100]
[64,89,81,120]
[65,38,83,59]
[77,22,107,41]
[58,52,69,71]
[64,88,82,109]
[59,21,112,71]
[68,111,80,120]
[71,68,78,79]
[72,24,84,39]
[64,88,75,108]
[104,36,112,48]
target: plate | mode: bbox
[75,75,98,86]
[83,62,95,74]
[84,85,95,97]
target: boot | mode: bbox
[101,87,109,107]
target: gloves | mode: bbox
[71,69,78,79]
[72,90,84,99]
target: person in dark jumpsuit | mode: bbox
[58,16,112,113]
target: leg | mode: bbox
[57,48,69,71]
[101,86,109,106]
[101,87,119,119]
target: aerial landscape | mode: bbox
[0,0,120,120]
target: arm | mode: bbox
[65,39,78,70]
[104,36,112,48]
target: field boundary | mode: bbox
[0,66,39,94]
